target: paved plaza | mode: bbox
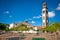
[0,32,60,40]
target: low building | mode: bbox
[9,23,17,29]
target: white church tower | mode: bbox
[42,2,48,27]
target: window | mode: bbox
[43,11,45,13]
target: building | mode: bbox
[24,20,32,28]
[42,2,48,27]
[9,23,17,29]
[33,26,42,30]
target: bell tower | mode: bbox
[42,2,48,27]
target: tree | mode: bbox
[0,23,9,31]
[45,22,60,33]
[9,22,30,31]
[52,22,60,31]
[41,22,60,33]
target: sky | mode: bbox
[0,0,60,26]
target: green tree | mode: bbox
[9,22,30,31]
[0,23,9,31]
[45,22,60,32]
[41,22,60,33]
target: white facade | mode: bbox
[33,27,38,30]
[9,23,17,29]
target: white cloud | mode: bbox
[56,4,60,10]
[48,11,55,18]
[33,15,42,19]
[31,21,35,24]
[4,11,9,14]
[9,15,12,18]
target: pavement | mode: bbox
[0,32,60,40]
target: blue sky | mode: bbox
[0,0,60,26]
